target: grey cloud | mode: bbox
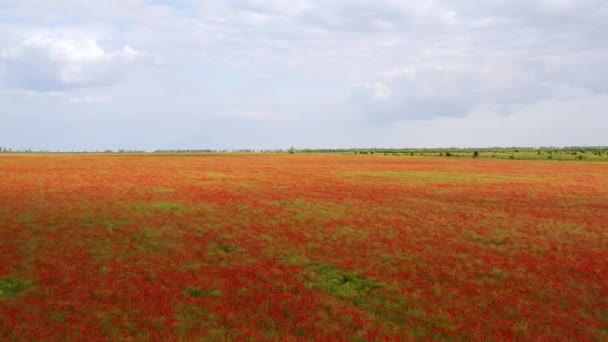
[351,63,563,122]
[345,0,608,122]
[1,0,607,148]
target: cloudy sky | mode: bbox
[1,0,607,150]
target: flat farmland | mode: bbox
[0,154,607,340]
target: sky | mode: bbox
[1,0,607,150]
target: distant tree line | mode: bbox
[1,146,607,156]
[0,147,145,154]
[290,146,608,154]
[153,149,219,153]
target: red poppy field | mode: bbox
[1,154,607,340]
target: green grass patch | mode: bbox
[49,311,67,323]
[151,202,189,213]
[214,245,238,254]
[231,204,250,211]
[465,231,511,247]
[0,277,32,299]
[18,212,37,222]
[285,256,383,300]
[306,264,382,304]
[132,202,191,216]
[102,220,129,234]
[184,287,223,298]
[283,255,448,337]
[182,261,205,271]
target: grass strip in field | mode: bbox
[339,171,540,184]
[151,202,190,213]
[131,202,191,216]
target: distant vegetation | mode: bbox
[338,147,608,162]
[1,146,607,161]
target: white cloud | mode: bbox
[353,82,392,100]
[222,110,298,121]
[351,59,605,122]
[0,34,141,91]
[67,94,111,105]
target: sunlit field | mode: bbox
[1,154,607,340]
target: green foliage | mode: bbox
[328,147,608,162]
[18,212,37,222]
[151,202,189,213]
[306,264,382,303]
[184,287,223,298]
[216,245,238,254]
[0,278,31,299]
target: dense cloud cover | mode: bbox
[0,0,607,149]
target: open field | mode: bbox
[1,154,607,340]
